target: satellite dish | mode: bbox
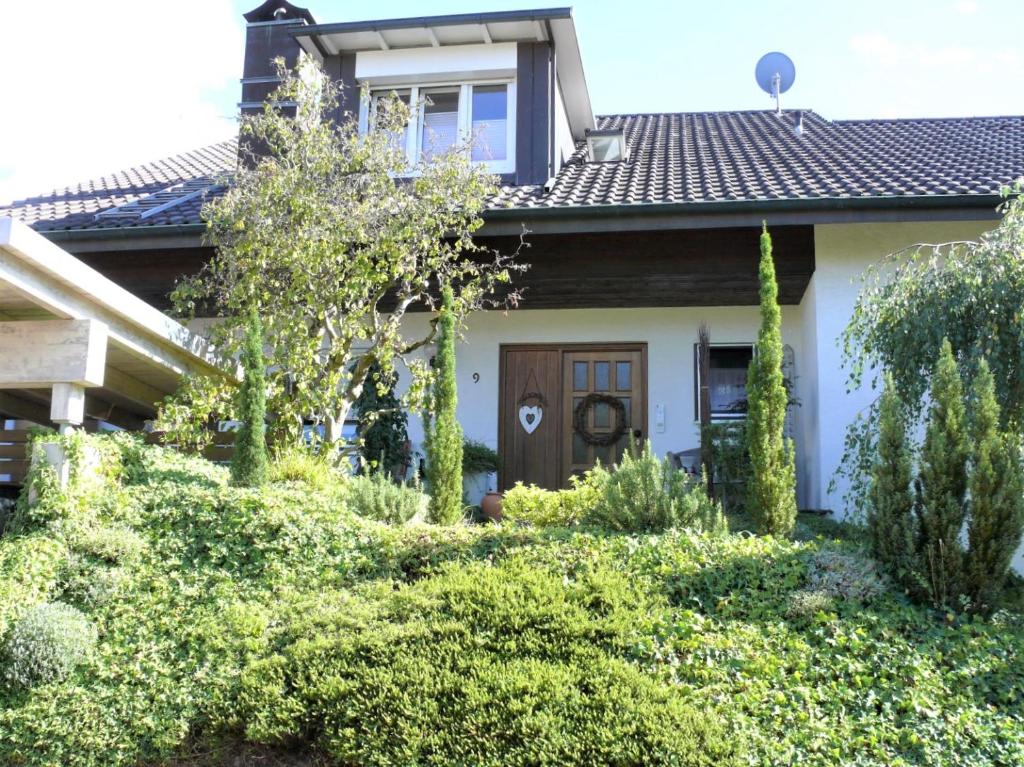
[755,52,796,113]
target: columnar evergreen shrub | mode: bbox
[586,441,726,534]
[867,374,916,583]
[745,224,797,537]
[426,286,464,524]
[965,359,1024,613]
[230,306,269,488]
[915,339,969,608]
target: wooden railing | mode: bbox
[0,430,31,485]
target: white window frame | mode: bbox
[359,79,517,175]
[695,343,756,422]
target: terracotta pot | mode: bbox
[480,491,503,523]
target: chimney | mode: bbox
[238,2,317,161]
[792,110,804,137]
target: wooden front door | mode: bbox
[499,344,646,490]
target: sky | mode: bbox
[1,0,1022,204]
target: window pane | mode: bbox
[593,444,612,466]
[471,85,508,161]
[420,89,460,160]
[594,401,610,428]
[616,361,631,391]
[618,397,630,424]
[371,89,411,155]
[594,362,610,391]
[572,432,588,464]
[709,347,753,415]
[573,362,588,391]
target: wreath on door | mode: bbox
[572,393,628,447]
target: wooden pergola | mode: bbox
[0,217,236,483]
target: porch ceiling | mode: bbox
[0,217,237,430]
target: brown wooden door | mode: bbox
[500,344,646,490]
[562,349,645,479]
[499,348,562,490]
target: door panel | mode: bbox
[499,348,561,490]
[562,349,645,480]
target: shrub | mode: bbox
[703,421,750,513]
[236,560,740,767]
[230,306,269,488]
[269,444,342,490]
[806,549,886,602]
[0,533,66,638]
[786,588,836,622]
[3,602,96,689]
[867,374,916,582]
[745,224,798,537]
[501,472,604,527]
[354,362,409,476]
[966,360,1024,613]
[585,441,726,534]
[915,339,969,608]
[426,286,464,524]
[347,472,427,525]
[462,439,499,475]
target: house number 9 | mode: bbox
[472,373,480,383]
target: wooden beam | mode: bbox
[0,319,106,388]
[102,367,167,412]
[0,392,50,424]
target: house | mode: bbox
[2,1,1023,518]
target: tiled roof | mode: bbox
[3,111,1023,233]
[492,111,1024,208]
[0,141,238,232]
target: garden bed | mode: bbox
[0,435,1022,766]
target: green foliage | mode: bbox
[164,58,521,447]
[916,339,969,608]
[426,286,464,524]
[346,472,427,526]
[354,362,409,476]
[702,421,750,513]
[501,472,605,527]
[267,444,343,490]
[236,558,738,767]
[745,224,798,537]
[966,359,1024,613]
[839,188,1024,511]
[586,441,726,534]
[867,374,916,583]
[1,434,1023,766]
[462,438,499,475]
[230,306,269,488]
[3,602,96,689]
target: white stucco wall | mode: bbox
[398,305,810,503]
[804,221,991,517]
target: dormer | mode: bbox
[240,5,594,186]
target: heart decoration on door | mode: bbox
[519,405,542,434]
[516,368,548,437]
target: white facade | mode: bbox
[397,219,993,521]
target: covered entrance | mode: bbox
[498,343,646,490]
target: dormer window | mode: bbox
[364,82,516,174]
[586,128,628,162]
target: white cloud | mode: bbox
[0,0,243,204]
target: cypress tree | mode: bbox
[915,339,968,608]
[230,306,269,487]
[965,359,1024,612]
[426,286,464,524]
[867,374,916,584]
[745,223,798,537]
